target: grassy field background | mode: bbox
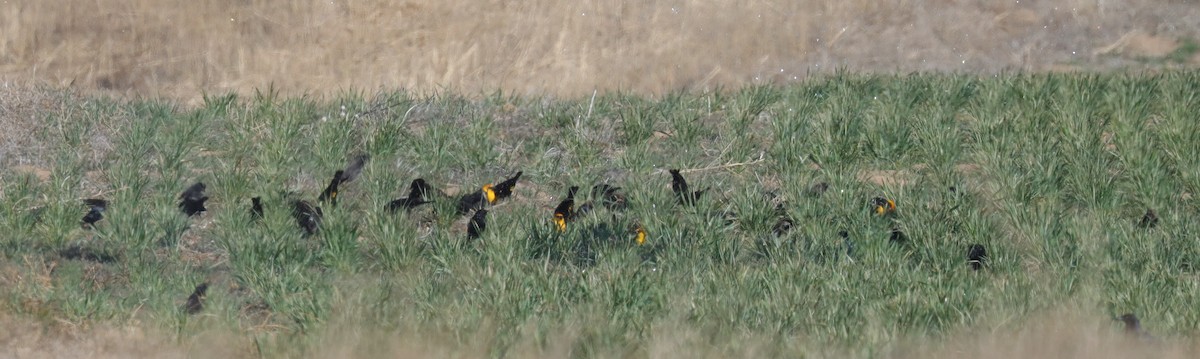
[3,0,1200,101]
[3,72,1200,357]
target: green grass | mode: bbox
[3,72,1200,357]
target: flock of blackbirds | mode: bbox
[64,155,1159,337]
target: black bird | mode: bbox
[250,197,264,220]
[967,244,988,270]
[772,204,793,237]
[889,225,908,243]
[318,170,345,205]
[669,169,706,205]
[339,154,369,184]
[552,186,579,232]
[491,171,522,201]
[81,198,109,228]
[179,182,209,217]
[456,171,522,215]
[1117,313,1157,341]
[467,209,488,239]
[184,283,208,315]
[591,184,627,211]
[806,182,830,197]
[292,200,323,235]
[870,197,896,216]
[59,245,118,263]
[387,178,435,212]
[1138,208,1158,228]
[457,188,489,215]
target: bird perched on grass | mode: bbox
[967,244,988,270]
[1138,208,1158,228]
[669,169,706,206]
[457,171,523,215]
[250,197,264,221]
[467,209,488,239]
[81,198,109,229]
[318,154,369,206]
[870,197,896,216]
[292,200,323,235]
[183,283,208,315]
[632,223,647,246]
[179,182,209,216]
[552,186,579,232]
[388,178,437,212]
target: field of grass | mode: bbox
[3,72,1200,357]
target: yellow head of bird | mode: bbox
[553,213,567,232]
[483,184,497,204]
[635,226,647,246]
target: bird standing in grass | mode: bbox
[457,171,522,215]
[591,184,627,211]
[967,244,988,270]
[179,182,209,216]
[632,223,647,246]
[319,154,370,206]
[184,283,208,315]
[552,186,579,232]
[250,197,264,221]
[388,178,436,212]
[81,198,108,229]
[292,200,323,235]
[669,169,705,206]
[467,209,488,239]
[870,197,896,216]
[1138,208,1158,228]
[1118,313,1157,341]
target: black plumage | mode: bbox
[250,197,264,220]
[967,244,988,270]
[81,198,109,228]
[467,209,488,239]
[179,182,209,217]
[457,189,487,215]
[184,283,208,315]
[491,171,522,201]
[292,200,323,235]
[387,178,435,212]
[1138,208,1158,228]
[669,169,705,206]
[318,170,344,205]
[552,186,578,232]
[591,184,626,210]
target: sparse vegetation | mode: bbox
[3,72,1200,357]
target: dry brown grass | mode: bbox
[3,0,1199,102]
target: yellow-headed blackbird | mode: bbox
[179,182,209,217]
[457,172,522,215]
[553,186,579,232]
[467,208,488,239]
[81,198,108,229]
[870,197,896,216]
[967,244,987,270]
[492,171,522,200]
[184,283,208,315]
[457,185,491,215]
[250,197,264,221]
[318,170,344,205]
[806,182,830,197]
[292,200,323,235]
[632,223,647,246]
[591,184,627,210]
[388,178,435,212]
[669,169,705,205]
[1138,208,1158,228]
